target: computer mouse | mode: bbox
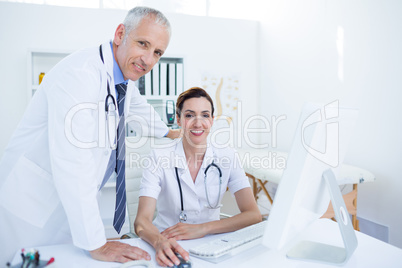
[169,253,192,268]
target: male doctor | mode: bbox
[0,6,179,264]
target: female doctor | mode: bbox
[134,87,262,267]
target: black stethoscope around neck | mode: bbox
[99,44,118,150]
[175,161,223,223]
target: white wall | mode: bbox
[260,0,402,248]
[0,3,122,155]
[0,2,260,156]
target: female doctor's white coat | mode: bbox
[139,140,251,232]
[0,42,168,264]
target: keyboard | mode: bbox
[189,221,267,263]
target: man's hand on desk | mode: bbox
[166,129,182,139]
[90,241,151,263]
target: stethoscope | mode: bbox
[175,161,223,223]
[99,44,118,150]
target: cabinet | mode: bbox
[27,49,71,99]
[138,57,184,98]
[133,57,184,131]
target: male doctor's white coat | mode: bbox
[0,42,168,264]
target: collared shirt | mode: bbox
[110,41,127,86]
[139,140,251,231]
[110,41,127,103]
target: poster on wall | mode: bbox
[201,73,241,147]
[201,73,240,125]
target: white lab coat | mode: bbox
[139,140,250,231]
[0,41,168,264]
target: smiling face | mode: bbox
[113,16,170,81]
[178,97,214,148]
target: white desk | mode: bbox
[11,219,402,268]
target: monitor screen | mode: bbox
[262,101,358,251]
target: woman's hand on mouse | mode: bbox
[154,237,189,267]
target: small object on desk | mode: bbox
[46,258,54,265]
[7,249,55,268]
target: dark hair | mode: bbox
[176,87,214,118]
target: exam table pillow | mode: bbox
[236,149,288,184]
[338,164,376,184]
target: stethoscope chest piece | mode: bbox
[179,211,187,223]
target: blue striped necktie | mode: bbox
[113,82,127,233]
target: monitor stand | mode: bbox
[286,169,358,266]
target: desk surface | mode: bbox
[12,219,402,268]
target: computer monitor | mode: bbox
[262,101,359,265]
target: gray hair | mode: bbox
[123,6,171,42]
